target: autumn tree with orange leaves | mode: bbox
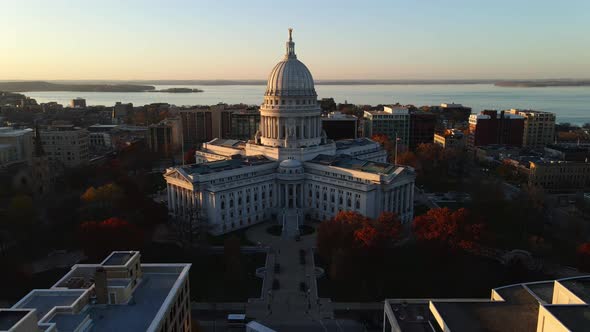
[318,211,402,261]
[412,207,484,251]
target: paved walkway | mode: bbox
[245,222,333,325]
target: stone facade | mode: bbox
[164,30,415,235]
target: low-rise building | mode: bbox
[88,124,119,150]
[529,160,590,192]
[428,103,472,129]
[434,129,465,149]
[322,111,358,140]
[544,143,590,162]
[0,251,191,332]
[384,275,590,332]
[474,145,521,163]
[40,125,89,167]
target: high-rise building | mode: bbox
[383,275,590,332]
[409,111,436,150]
[0,127,34,166]
[229,109,260,140]
[507,109,556,148]
[148,117,182,156]
[112,102,133,124]
[468,110,524,148]
[0,251,191,332]
[179,107,222,148]
[40,125,89,168]
[69,97,87,108]
[363,106,410,148]
[321,111,358,140]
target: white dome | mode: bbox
[279,159,302,168]
[265,29,316,97]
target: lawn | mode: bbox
[315,244,551,302]
[141,243,266,302]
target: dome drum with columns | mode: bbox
[164,29,415,236]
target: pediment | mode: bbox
[164,169,192,182]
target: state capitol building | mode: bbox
[164,30,416,235]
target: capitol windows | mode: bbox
[323,193,327,201]
[230,200,234,208]
[339,197,343,204]
[238,198,242,205]
[356,200,361,209]
[221,201,225,209]
[347,199,352,207]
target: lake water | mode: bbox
[24,84,590,124]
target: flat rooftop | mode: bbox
[308,154,398,175]
[13,290,85,319]
[0,127,33,137]
[559,277,590,303]
[102,252,134,266]
[431,300,538,332]
[87,270,181,331]
[386,301,439,332]
[523,281,555,304]
[0,310,29,331]
[11,265,189,332]
[208,138,245,148]
[545,305,590,331]
[335,138,376,149]
[182,155,273,175]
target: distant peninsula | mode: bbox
[0,81,155,92]
[494,80,590,87]
[150,87,203,93]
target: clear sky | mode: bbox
[2,0,589,80]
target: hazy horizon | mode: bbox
[2,0,589,80]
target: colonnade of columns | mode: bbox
[279,182,304,208]
[383,183,414,219]
[260,116,322,140]
[167,183,198,216]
